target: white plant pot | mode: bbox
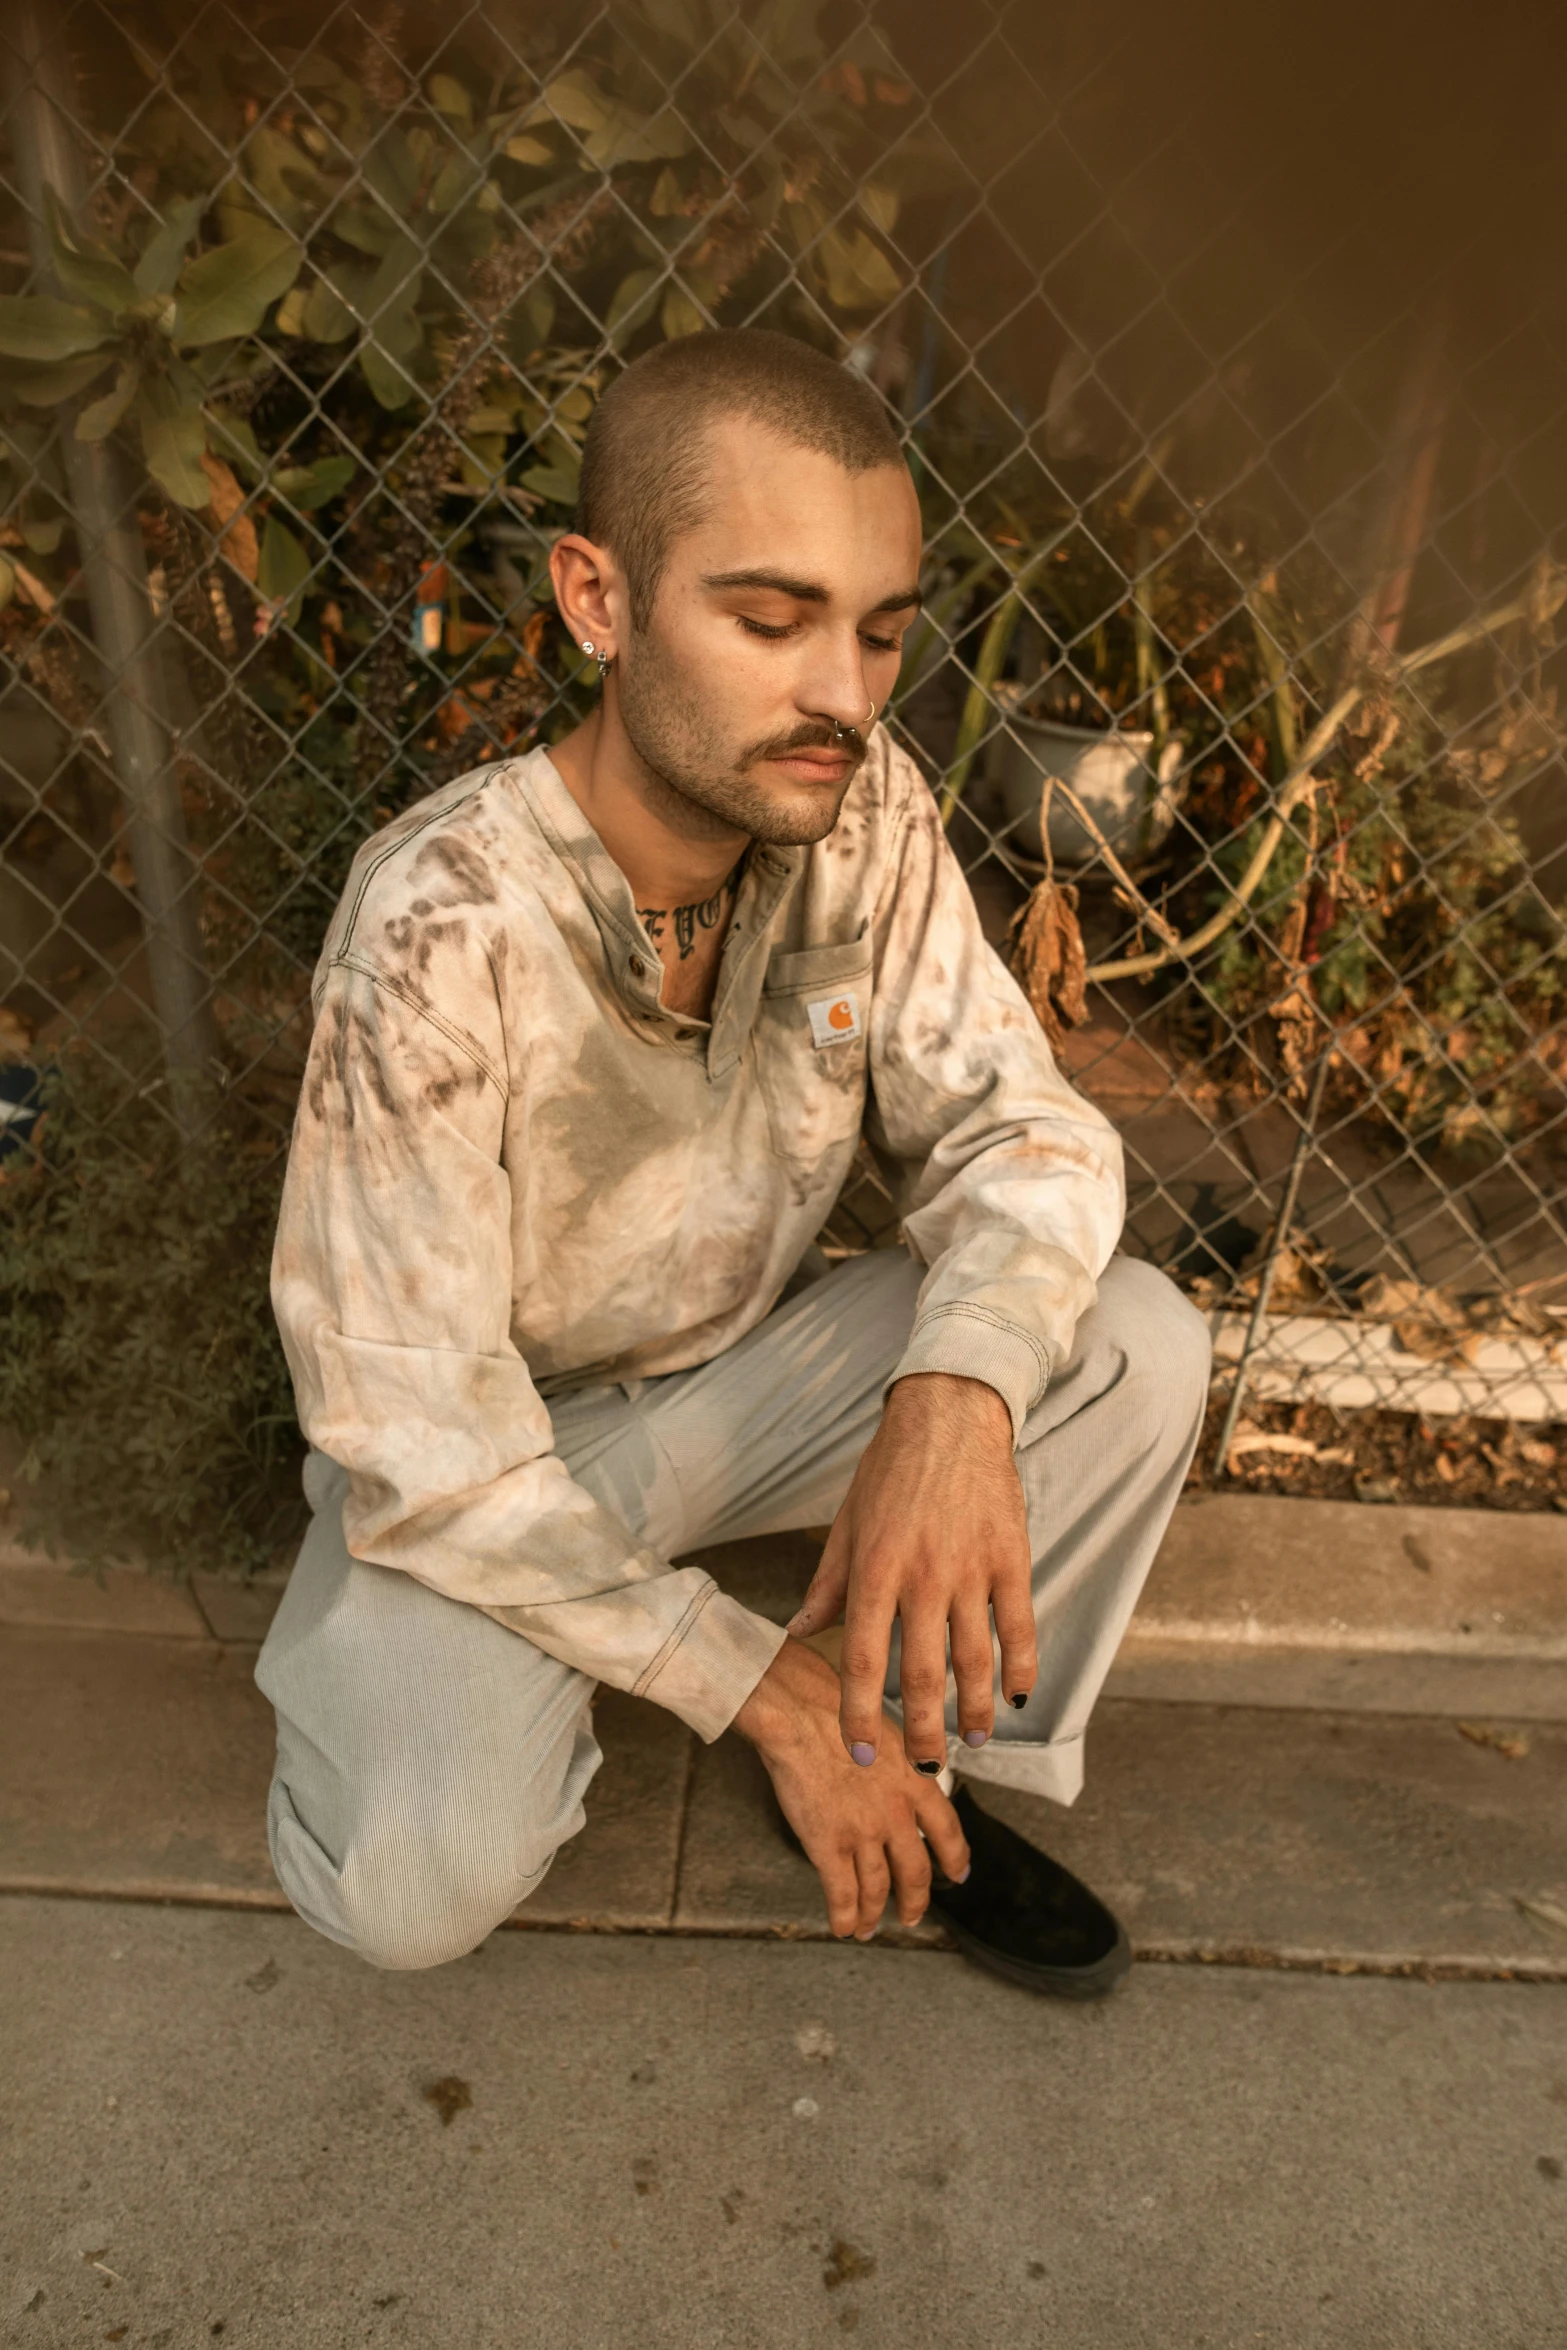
[987,715,1184,868]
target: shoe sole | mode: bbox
[934,1912,1134,2001]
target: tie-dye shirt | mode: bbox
[271,732,1125,1740]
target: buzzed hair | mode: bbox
[574,328,905,625]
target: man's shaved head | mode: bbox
[575,328,905,625]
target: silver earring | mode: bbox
[581,637,610,682]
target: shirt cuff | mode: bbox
[635,1582,788,1743]
[887,1302,1051,1446]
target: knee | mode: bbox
[269,1780,556,1972]
[1092,1257,1212,1428]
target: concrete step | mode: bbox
[1106,1493,1567,1718]
[7,1497,1563,1724]
[672,1700,1567,1978]
[5,1622,1564,1973]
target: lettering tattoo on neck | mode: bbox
[639,854,748,960]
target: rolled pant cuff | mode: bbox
[947,1729,1084,1807]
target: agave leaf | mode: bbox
[176,226,302,346]
[135,375,210,507]
[0,296,113,363]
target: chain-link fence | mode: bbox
[2,0,1565,1567]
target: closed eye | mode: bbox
[737,616,795,641]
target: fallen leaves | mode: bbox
[1457,1721,1531,1759]
[1228,1429,1353,1466]
[199,451,258,582]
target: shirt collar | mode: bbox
[513,748,803,1053]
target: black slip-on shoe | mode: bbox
[929,1786,1132,2000]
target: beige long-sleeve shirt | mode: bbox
[271,732,1125,1741]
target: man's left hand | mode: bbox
[786,1372,1037,1771]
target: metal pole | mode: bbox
[1212,1045,1333,1477]
[6,1,220,1125]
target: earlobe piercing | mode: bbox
[581,638,611,682]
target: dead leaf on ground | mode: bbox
[1456,1721,1531,1759]
[200,451,260,583]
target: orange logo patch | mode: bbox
[806,990,863,1049]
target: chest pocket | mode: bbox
[753,931,874,1165]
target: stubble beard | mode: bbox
[612,626,865,847]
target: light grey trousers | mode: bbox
[256,1251,1210,1969]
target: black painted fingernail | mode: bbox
[914,1757,943,1776]
[1008,1692,1028,1710]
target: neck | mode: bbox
[549,695,750,912]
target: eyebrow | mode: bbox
[700,567,924,615]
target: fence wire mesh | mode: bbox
[2,0,1565,1559]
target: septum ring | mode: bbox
[833,701,876,742]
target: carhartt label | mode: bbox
[807,991,862,1048]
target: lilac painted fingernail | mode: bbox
[956,1865,971,1884]
[850,1741,876,1767]
[963,1729,990,1749]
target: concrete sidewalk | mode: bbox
[2,1494,1564,1973]
[4,1492,1566,2348]
[4,1898,1564,2350]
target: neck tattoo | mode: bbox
[639,854,748,960]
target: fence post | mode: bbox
[6,1,220,1128]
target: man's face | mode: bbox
[611,418,924,845]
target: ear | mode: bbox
[549,532,625,656]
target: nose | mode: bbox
[800,627,872,735]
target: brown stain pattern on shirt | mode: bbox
[271,737,1123,1740]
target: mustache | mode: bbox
[740,719,866,770]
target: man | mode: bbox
[258,329,1209,1996]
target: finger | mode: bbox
[913,1782,970,1885]
[888,1825,933,1927]
[949,1596,997,1748]
[786,1518,851,1638]
[854,1840,891,1941]
[895,1604,951,1773]
[992,1557,1039,1713]
[837,1582,897,1763]
[814,1844,861,1940]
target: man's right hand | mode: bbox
[732,1639,970,1939]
